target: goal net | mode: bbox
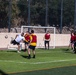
[21,26,56,49]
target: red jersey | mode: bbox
[74,35,76,41]
[24,34,30,42]
[71,35,74,41]
[45,33,50,39]
[30,34,37,46]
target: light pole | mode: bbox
[74,0,76,30]
[45,0,48,32]
[45,0,48,26]
[8,0,12,32]
[27,0,31,31]
[60,0,63,34]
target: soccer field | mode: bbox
[0,48,76,75]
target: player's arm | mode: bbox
[21,37,25,43]
[15,34,18,39]
[28,36,32,45]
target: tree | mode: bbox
[0,0,75,29]
[63,0,74,27]
[17,0,28,26]
[0,0,8,28]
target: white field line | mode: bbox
[0,51,62,54]
[0,59,76,64]
[0,60,27,64]
[36,51,63,53]
[32,59,76,64]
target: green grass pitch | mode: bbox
[0,48,76,75]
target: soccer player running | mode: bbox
[28,30,37,59]
[24,31,30,51]
[43,30,51,50]
[73,31,76,53]
[11,32,24,53]
[69,31,74,50]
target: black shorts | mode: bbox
[45,41,49,44]
[24,41,29,45]
[11,40,19,45]
[70,40,74,44]
[29,45,36,50]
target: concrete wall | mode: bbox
[0,33,70,49]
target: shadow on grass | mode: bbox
[61,48,73,54]
[0,70,8,75]
[7,50,17,53]
[21,55,28,59]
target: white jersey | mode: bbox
[15,34,24,43]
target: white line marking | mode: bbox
[0,59,76,64]
[32,59,76,64]
[37,51,62,53]
[0,51,62,54]
[0,60,27,64]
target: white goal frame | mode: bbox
[21,26,56,49]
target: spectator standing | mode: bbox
[43,31,51,50]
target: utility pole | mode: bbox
[60,0,63,34]
[74,0,76,30]
[45,0,48,32]
[27,0,31,31]
[8,0,12,32]
[45,0,48,26]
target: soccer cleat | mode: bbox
[17,51,21,53]
[33,55,35,58]
[28,55,31,59]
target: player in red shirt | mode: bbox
[28,30,37,59]
[69,31,74,50]
[73,31,76,53]
[43,31,51,50]
[24,31,30,51]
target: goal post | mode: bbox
[21,26,56,49]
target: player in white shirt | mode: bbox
[11,32,24,53]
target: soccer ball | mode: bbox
[5,35,8,39]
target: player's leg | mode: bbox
[44,41,47,49]
[32,46,36,58]
[24,44,27,51]
[20,43,22,50]
[70,41,74,50]
[17,44,21,53]
[71,42,74,50]
[27,45,31,59]
[48,41,49,50]
[11,40,16,45]
[67,41,72,50]
[68,42,71,49]
[24,41,28,51]
[16,42,21,53]
[73,42,76,53]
